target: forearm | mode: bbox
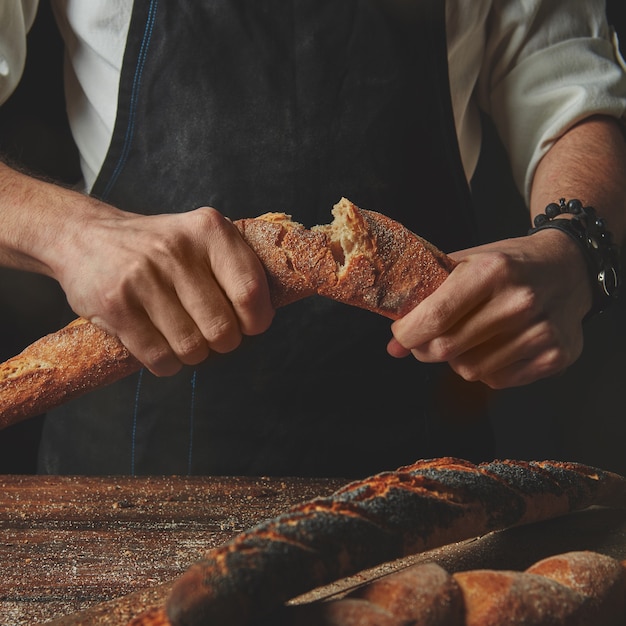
[0,160,123,278]
[530,115,626,243]
[0,160,274,375]
[389,117,626,388]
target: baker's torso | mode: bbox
[39,0,493,477]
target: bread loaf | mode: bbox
[236,197,455,316]
[0,317,140,429]
[164,457,626,626]
[126,607,171,626]
[264,551,626,626]
[53,551,626,625]
[0,198,454,425]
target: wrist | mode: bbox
[0,163,122,279]
[528,198,620,318]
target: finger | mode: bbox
[205,211,275,336]
[448,322,580,388]
[386,337,411,358]
[107,246,221,365]
[150,208,272,358]
[391,257,493,349]
[407,284,543,364]
[180,208,274,340]
[145,263,252,360]
[145,287,219,361]
[468,355,562,390]
[92,309,184,377]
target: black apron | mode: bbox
[39,0,492,477]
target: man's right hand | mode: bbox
[0,163,275,376]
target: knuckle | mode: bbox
[480,250,514,280]
[104,259,156,306]
[173,332,209,365]
[428,335,458,362]
[230,274,265,309]
[511,286,541,320]
[96,278,128,312]
[143,345,182,377]
[192,206,230,237]
[535,343,571,377]
[203,316,242,353]
[452,362,482,383]
[95,292,122,321]
[532,321,578,370]
[95,288,136,328]
[230,277,275,335]
[414,305,451,345]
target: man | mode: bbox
[1,1,625,476]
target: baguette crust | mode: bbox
[265,552,626,626]
[0,318,140,429]
[0,199,455,425]
[57,551,626,625]
[348,561,464,625]
[237,198,456,317]
[165,458,626,626]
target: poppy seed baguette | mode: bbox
[165,457,626,626]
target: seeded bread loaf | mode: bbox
[164,457,626,626]
[42,457,626,626]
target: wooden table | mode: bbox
[0,475,625,625]
[0,475,343,625]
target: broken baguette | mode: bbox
[0,198,455,426]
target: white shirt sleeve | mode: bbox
[475,0,626,202]
[0,0,38,106]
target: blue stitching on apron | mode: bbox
[130,368,145,475]
[187,369,198,474]
[102,0,159,200]
[99,1,157,475]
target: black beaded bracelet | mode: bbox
[528,198,620,317]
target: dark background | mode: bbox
[472,0,626,476]
[0,1,625,474]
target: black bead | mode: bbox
[545,203,561,219]
[568,199,583,214]
[584,205,596,219]
[530,199,619,314]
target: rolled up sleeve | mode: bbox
[0,0,38,106]
[478,1,626,203]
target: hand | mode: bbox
[53,205,275,376]
[387,229,593,389]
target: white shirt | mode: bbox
[2,0,626,202]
